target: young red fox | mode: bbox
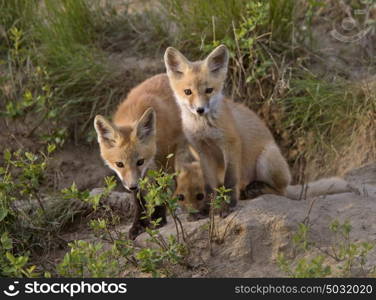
[174,155,210,220]
[94,74,186,239]
[176,156,352,219]
[164,45,287,214]
[165,45,352,217]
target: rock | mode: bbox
[90,188,133,216]
[345,163,376,198]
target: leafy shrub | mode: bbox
[57,240,121,277]
[0,145,56,277]
[0,145,116,277]
[277,221,376,277]
[57,165,187,278]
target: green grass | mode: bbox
[283,78,358,137]
[0,0,297,135]
[160,0,294,53]
[162,0,247,49]
[1,0,130,139]
[0,0,37,32]
[279,74,376,179]
[32,0,127,130]
[269,0,294,43]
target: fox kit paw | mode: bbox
[229,192,238,207]
[128,224,145,240]
[243,181,269,199]
[187,213,207,222]
[219,203,234,218]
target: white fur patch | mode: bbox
[174,92,224,143]
[174,93,196,115]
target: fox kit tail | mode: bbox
[286,177,352,200]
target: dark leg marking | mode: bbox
[243,181,280,199]
[243,181,268,199]
[152,204,167,227]
[224,163,238,207]
[128,192,148,240]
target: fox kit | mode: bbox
[177,156,352,218]
[165,45,291,215]
[164,45,243,214]
[172,96,291,218]
[174,146,211,219]
[94,74,185,239]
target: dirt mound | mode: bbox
[54,162,376,277]
[132,163,376,277]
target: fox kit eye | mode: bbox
[177,194,185,201]
[136,159,144,166]
[184,89,192,95]
[196,193,205,201]
[116,162,124,168]
[205,88,213,94]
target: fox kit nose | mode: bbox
[128,185,139,192]
[196,107,205,115]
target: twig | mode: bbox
[303,196,318,226]
[27,110,48,137]
[32,189,47,216]
[220,211,239,243]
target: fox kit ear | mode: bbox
[135,108,156,142]
[164,47,190,75]
[205,44,229,74]
[94,115,119,148]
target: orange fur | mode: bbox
[165,45,292,214]
[94,74,185,191]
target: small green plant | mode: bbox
[1,0,129,144]
[329,220,375,276]
[40,128,68,148]
[137,166,188,276]
[61,176,116,210]
[135,234,185,278]
[212,186,231,210]
[57,240,122,277]
[0,144,92,277]
[277,220,376,277]
[292,223,311,252]
[1,144,56,222]
[139,166,187,243]
[58,165,188,278]
[0,232,38,277]
[277,253,331,278]
[207,186,232,254]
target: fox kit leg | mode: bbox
[220,139,241,215]
[128,193,148,240]
[255,142,291,196]
[128,191,167,240]
[152,205,167,227]
[197,150,218,203]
